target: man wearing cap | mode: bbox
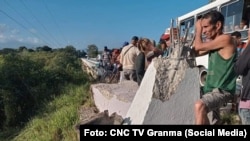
[160,32,172,57]
[119,36,140,82]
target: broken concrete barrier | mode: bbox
[91,80,139,118]
[124,46,201,124]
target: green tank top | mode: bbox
[203,51,237,95]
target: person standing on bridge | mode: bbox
[135,38,156,86]
[193,10,237,125]
[234,28,250,125]
[102,46,111,70]
[159,37,171,57]
[119,36,140,82]
[231,31,245,56]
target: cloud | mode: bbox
[27,37,40,44]
[0,24,8,42]
[29,28,37,33]
[0,34,7,43]
[11,29,20,34]
[0,24,8,33]
[0,23,44,48]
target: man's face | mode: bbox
[201,18,218,40]
[132,40,138,46]
[166,39,171,47]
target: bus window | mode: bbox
[180,21,186,38]
[221,0,244,33]
[180,18,195,43]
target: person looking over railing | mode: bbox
[193,10,237,125]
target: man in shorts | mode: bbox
[193,10,237,125]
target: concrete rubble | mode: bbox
[124,45,201,124]
[91,80,139,118]
[152,46,197,101]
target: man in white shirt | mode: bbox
[119,36,140,81]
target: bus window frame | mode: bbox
[219,0,245,33]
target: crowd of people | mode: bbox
[96,10,250,125]
[97,35,171,86]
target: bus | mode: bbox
[176,0,249,89]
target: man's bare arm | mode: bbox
[195,50,209,56]
[195,35,231,51]
[192,42,209,56]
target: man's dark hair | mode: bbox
[131,36,139,41]
[231,31,241,38]
[202,10,224,31]
[104,46,108,51]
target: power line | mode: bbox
[20,0,62,47]
[42,0,68,46]
[0,9,51,46]
[3,0,57,47]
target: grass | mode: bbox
[0,79,241,141]
[221,112,241,125]
[8,83,93,141]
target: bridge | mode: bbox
[80,48,238,125]
[81,58,102,79]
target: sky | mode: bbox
[0,0,209,51]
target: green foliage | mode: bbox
[76,50,87,58]
[36,46,52,52]
[18,46,27,52]
[12,84,91,141]
[0,54,41,127]
[0,47,90,133]
[0,92,5,129]
[0,56,4,128]
[86,44,98,58]
[0,48,17,55]
[221,112,241,125]
[64,45,77,55]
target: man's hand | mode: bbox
[195,19,202,33]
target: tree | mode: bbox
[36,46,52,52]
[64,45,76,55]
[86,44,98,58]
[28,48,35,52]
[41,46,52,52]
[18,46,27,52]
[77,50,87,58]
[0,48,17,55]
